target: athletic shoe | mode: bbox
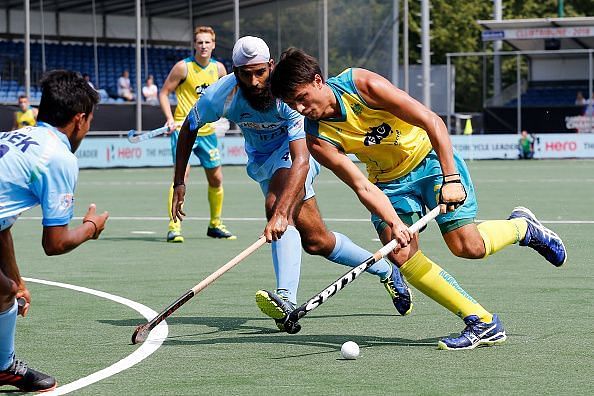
[166,230,184,243]
[381,264,413,316]
[508,206,567,267]
[0,358,57,392]
[207,224,237,240]
[438,314,507,350]
[255,289,296,331]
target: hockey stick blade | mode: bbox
[127,126,169,143]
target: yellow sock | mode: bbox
[168,183,180,232]
[208,186,224,227]
[399,251,493,322]
[478,219,528,257]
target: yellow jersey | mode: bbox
[305,69,432,183]
[15,108,36,128]
[174,57,220,136]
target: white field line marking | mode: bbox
[23,277,167,395]
[18,216,594,224]
[131,231,156,234]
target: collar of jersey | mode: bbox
[189,56,212,70]
[37,121,72,151]
[322,83,347,122]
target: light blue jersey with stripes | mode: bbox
[187,73,305,164]
[0,122,77,230]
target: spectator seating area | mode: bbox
[506,81,591,107]
[0,40,233,104]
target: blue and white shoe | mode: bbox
[438,314,507,350]
[381,264,413,316]
[508,206,567,267]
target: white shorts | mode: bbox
[0,215,18,231]
[246,143,320,200]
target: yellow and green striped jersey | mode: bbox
[305,68,432,183]
[174,57,219,136]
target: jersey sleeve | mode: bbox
[31,153,78,227]
[187,86,222,133]
[278,102,305,142]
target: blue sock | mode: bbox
[271,225,302,305]
[327,232,393,280]
[0,299,17,371]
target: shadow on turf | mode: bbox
[164,334,441,353]
[100,313,395,334]
[100,314,440,352]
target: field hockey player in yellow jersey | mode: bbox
[159,26,235,242]
[271,48,567,350]
[12,95,38,130]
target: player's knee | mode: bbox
[302,233,333,257]
[388,245,415,266]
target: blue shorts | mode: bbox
[170,130,221,169]
[371,150,477,234]
[246,142,320,200]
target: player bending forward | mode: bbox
[271,48,567,350]
[172,36,413,331]
[0,70,108,391]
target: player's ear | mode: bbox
[269,59,275,70]
[314,74,324,89]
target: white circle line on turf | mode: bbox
[23,277,168,395]
[17,216,594,224]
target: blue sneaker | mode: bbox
[381,264,413,316]
[438,314,507,350]
[508,206,567,267]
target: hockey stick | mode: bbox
[127,125,171,143]
[132,236,266,344]
[282,206,441,334]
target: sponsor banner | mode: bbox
[76,136,248,168]
[451,135,519,159]
[481,26,594,41]
[565,115,594,133]
[534,133,594,159]
[76,134,594,168]
[452,134,594,159]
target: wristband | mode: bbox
[443,173,461,182]
[173,182,185,188]
[83,219,98,238]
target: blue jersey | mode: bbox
[0,122,77,228]
[187,74,305,164]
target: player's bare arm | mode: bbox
[41,203,108,256]
[159,60,187,133]
[306,134,411,248]
[264,138,310,242]
[353,68,466,212]
[216,61,227,78]
[171,118,199,222]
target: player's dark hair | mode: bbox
[37,70,99,128]
[271,47,322,100]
